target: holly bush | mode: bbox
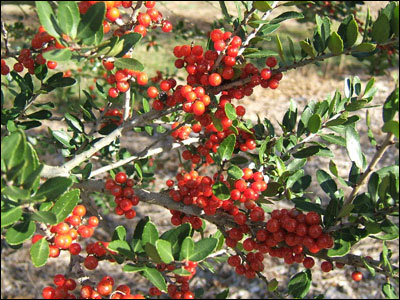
[1,1,399,299]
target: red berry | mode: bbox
[351,271,363,281]
[42,287,56,299]
[115,172,127,184]
[84,256,99,270]
[321,261,333,272]
[266,56,277,68]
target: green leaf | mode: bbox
[155,239,174,264]
[116,33,142,57]
[243,50,278,58]
[360,256,376,277]
[217,134,236,162]
[189,238,218,262]
[316,169,337,196]
[65,113,84,133]
[161,223,192,259]
[392,4,399,37]
[123,264,146,273]
[383,88,399,122]
[51,129,72,147]
[30,238,49,267]
[328,32,344,55]
[346,18,358,47]
[299,40,315,58]
[77,2,106,40]
[31,211,58,225]
[320,134,346,147]
[227,165,243,180]
[114,58,144,71]
[275,34,284,62]
[1,206,23,228]
[2,186,30,202]
[172,268,192,276]
[352,42,376,53]
[179,237,194,261]
[345,126,364,170]
[35,1,61,39]
[142,98,150,113]
[292,198,324,214]
[307,114,321,133]
[270,11,303,24]
[382,120,399,138]
[327,237,351,257]
[2,130,25,169]
[224,103,237,120]
[42,49,72,62]
[143,267,167,292]
[36,177,73,201]
[212,182,230,200]
[5,220,36,245]
[219,1,231,21]
[57,1,80,39]
[382,283,398,299]
[50,189,80,222]
[142,222,159,246]
[26,110,52,120]
[108,240,135,259]
[288,270,312,298]
[371,14,390,43]
[112,225,127,241]
[253,1,272,12]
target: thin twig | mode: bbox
[338,132,395,216]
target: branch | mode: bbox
[123,88,131,121]
[41,106,180,178]
[308,249,398,278]
[339,132,395,216]
[237,1,280,57]
[89,137,199,178]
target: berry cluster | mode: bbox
[42,274,144,299]
[42,274,77,299]
[105,172,140,219]
[171,122,192,140]
[225,209,335,278]
[32,205,98,258]
[156,261,197,299]
[1,39,57,76]
[169,209,203,230]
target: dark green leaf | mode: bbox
[270,11,303,24]
[307,114,321,133]
[346,18,358,47]
[316,169,337,196]
[189,238,218,262]
[65,113,84,133]
[77,2,106,40]
[51,129,72,147]
[243,49,278,58]
[143,267,167,292]
[36,177,73,201]
[112,225,127,241]
[215,289,229,299]
[26,110,52,120]
[327,237,351,257]
[50,189,80,222]
[31,211,58,225]
[288,270,312,298]
[299,40,315,58]
[371,14,390,43]
[5,220,36,245]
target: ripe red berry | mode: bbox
[42,287,56,299]
[266,56,278,68]
[108,87,119,98]
[351,271,363,281]
[115,172,127,184]
[47,60,57,69]
[73,205,86,217]
[208,73,221,86]
[321,261,333,272]
[84,256,99,270]
[303,257,315,269]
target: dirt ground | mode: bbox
[1,2,399,299]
